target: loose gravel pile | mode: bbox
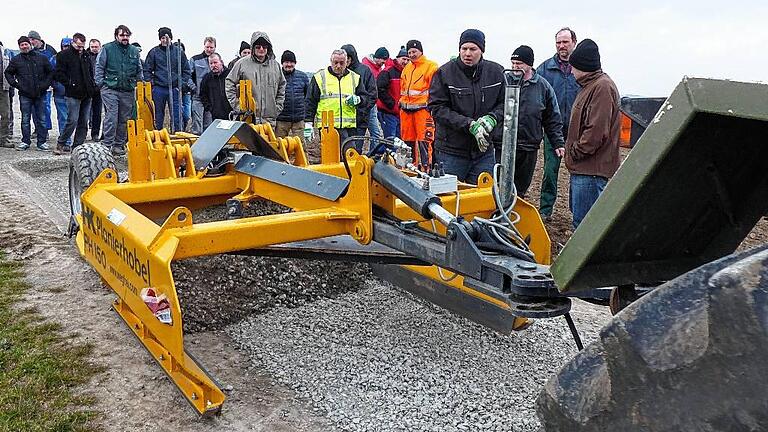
[228,281,608,432]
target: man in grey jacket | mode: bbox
[225,31,286,127]
[189,36,215,134]
[0,42,12,148]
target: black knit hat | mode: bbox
[158,27,172,40]
[397,46,408,58]
[239,41,250,54]
[510,45,534,66]
[374,47,389,59]
[281,50,296,63]
[569,38,601,72]
[406,40,423,53]
[17,36,31,45]
[459,29,485,52]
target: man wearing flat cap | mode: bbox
[505,44,564,199]
[428,29,505,183]
[563,38,621,229]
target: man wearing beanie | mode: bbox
[537,27,580,221]
[564,38,621,229]
[4,36,53,150]
[362,46,389,144]
[428,29,505,183]
[226,31,286,128]
[144,27,193,133]
[228,41,250,70]
[275,50,309,138]
[376,47,409,138]
[400,39,438,171]
[504,44,564,199]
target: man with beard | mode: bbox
[536,27,581,220]
[275,50,309,138]
[428,29,504,184]
[199,53,231,121]
[94,25,143,156]
[226,31,286,128]
[376,46,408,139]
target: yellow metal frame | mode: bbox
[73,85,551,416]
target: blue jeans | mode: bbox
[435,150,495,184]
[54,95,71,145]
[338,127,366,154]
[58,97,91,148]
[368,105,383,142]
[380,111,400,139]
[569,174,608,229]
[183,92,192,130]
[19,95,48,146]
[44,91,52,130]
[152,86,182,132]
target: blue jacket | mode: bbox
[536,54,580,137]
[143,44,192,90]
[277,68,309,123]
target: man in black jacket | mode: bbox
[340,44,377,146]
[54,33,97,154]
[4,36,53,151]
[428,29,504,183]
[199,53,231,121]
[503,45,564,198]
[85,38,102,141]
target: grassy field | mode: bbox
[0,255,103,432]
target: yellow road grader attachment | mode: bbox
[68,80,565,415]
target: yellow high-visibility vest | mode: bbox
[314,68,359,128]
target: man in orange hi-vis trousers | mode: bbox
[399,39,438,171]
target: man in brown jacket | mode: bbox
[564,38,621,228]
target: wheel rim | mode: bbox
[68,165,83,217]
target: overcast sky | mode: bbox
[4,0,761,96]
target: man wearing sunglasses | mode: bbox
[225,31,286,128]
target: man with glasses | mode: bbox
[53,33,97,154]
[94,25,143,156]
[225,31,286,128]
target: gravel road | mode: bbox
[12,134,613,432]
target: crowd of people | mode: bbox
[0,25,621,228]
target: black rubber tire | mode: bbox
[69,143,116,217]
[537,244,768,431]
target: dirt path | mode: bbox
[0,149,331,431]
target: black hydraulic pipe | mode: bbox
[372,158,441,220]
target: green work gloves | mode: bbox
[303,122,314,140]
[476,115,497,133]
[345,94,361,106]
[469,120,491,152]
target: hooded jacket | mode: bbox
[362,55,383,80]
[340,44,376,128]
[4,50,53,98]
[225,31,286,123]
[376,58,404,115]
[428,58,505,159]
[564,70,621,178]
[54,46,97,99]
[276,68,309,123]
[143,43,192,90]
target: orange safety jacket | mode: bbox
[399,55,438,111]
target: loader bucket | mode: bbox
[553,77,768,292]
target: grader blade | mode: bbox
[553,77,768,292]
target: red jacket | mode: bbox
[362,56,383,80]
[376,58,403,115]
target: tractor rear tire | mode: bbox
[537,244,768,431]
[69,143,116,217]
